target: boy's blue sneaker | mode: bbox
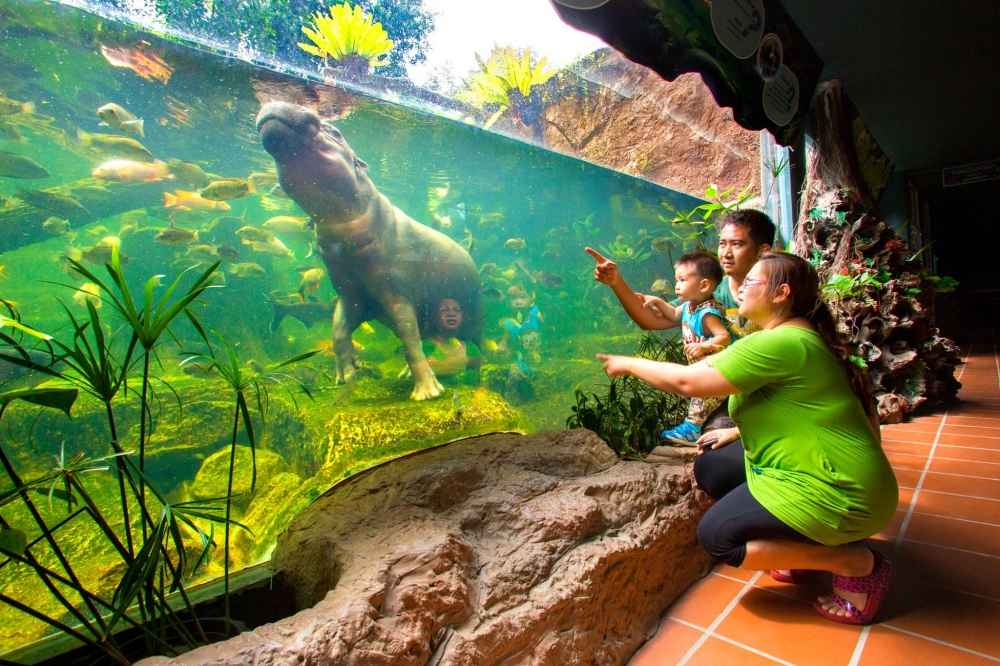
[660,420,701,445]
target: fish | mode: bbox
[452,390,463,417]
[181,360,218,379]
[226,262,266,278]
[184,244,218,260]
[101,235,122,249]
[504,238,526,250]
[214,243,240,260]
[536,271,564,289]
[296,267,324,299]
[269,295,335,331]
[481,287,502,300]
[70,185,114,202]
[482,339,499,352]
[0,97,35,116]
[234,226,275,244]
[0,151,50,179]
[166,159,211,187]
[96,103,145,138]
[359,321,375,334]
[0,121,25,143]
[154,225,198,246]
[92,159,170,183]
[269,184,289,198]
[650,278,674,294]
[163,190,230,212]
[247,172,278,190]
[118,223,137,238]
[15,188,90,219]
[479,262,498,276]
[460,228,474,253]
[199,178,256,201]
[435,214,452,229]
[250,237,294,259]
[262,216,310,234]
[76,129,152,161]
[65,243,128,265]
[87,225,109,237]
[477,212,504,230]
[651,237,674,253]
[42,217,70,235]
[71,282,102,309]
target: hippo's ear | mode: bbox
[354,156,369,171]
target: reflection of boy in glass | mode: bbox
[422,298,482,383]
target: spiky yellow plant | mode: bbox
[298,2,394,74]
[457,45,557,127]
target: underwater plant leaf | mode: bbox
[0,387,78,417]
[237,392,258,494]
[0,316,52,341]
[0,527,28,558]
[268,350,321,371]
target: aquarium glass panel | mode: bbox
[0,0,738,655]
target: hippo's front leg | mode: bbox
[383,296,443,401]
[331,298,358,384]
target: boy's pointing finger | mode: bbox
[585,247,608,263]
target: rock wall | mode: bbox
[541,50,761,199]
[138,429,712,666]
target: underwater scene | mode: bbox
[0,0,711,656]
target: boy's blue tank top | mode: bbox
[681,298,730,344]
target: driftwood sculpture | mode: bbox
[794,81,960,422]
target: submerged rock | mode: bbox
[138,429,712,666]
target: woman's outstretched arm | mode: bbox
[597,354,739,399]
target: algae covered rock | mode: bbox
[189,446,289,510]
[231,470,304,565]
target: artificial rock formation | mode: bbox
[794,81,961,420]
[138,429,712,666]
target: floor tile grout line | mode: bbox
[674,570,763,666]
[849,343,977,666]
[920,470,1000,481]
[920,489,1000,503]
[888,451,1000,466]
[908,509,1000,528]
[895,574,1000,603]
[879,624,1000,663]
[900,537,1000,560]
[666,614,795,665]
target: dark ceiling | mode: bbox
[778,0,1000,171]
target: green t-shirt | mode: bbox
[707,326,898,545]
[712,279,761,339]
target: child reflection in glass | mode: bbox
[422,298,482,384]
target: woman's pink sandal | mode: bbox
[770,569,824,584]
[813,552,893,625]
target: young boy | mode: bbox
[644,251,732,445]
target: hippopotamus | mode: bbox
[256,102,483,400]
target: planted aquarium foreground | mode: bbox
[0,0,720,660]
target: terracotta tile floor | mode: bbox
[629,343,1000,665]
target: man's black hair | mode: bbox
[719,209,776,247]
[676,251,724,286]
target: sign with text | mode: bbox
[942,160,1000,187]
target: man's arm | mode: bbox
[586,247,677,330]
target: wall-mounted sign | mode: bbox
[549,0,823,146]
[942,159,1000,187]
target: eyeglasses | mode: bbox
[438,307,462,314]
[741,277,767,289]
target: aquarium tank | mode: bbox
[0,0,757,660]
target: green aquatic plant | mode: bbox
[181,335,316,634]
[298,2,394,77]
[0,321,241,663]
[661,183,755,251]
[456,45,557,129]
[567,332,688,457]
[572,211,601,242]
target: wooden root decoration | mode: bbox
[793,81,961,421]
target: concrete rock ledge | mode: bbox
[140,429,712,666]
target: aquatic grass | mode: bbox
[181,333,316,635]
[66,247,221,540]
[567,332,688,457]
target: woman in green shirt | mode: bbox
[597,253,897,626]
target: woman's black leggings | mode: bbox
[693,440,813,567]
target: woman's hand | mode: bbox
[596,354,633,378]
[696,426,740,454]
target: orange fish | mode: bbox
[93,159,170,183]
[163,190,231,212]
[316,339,334,355]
